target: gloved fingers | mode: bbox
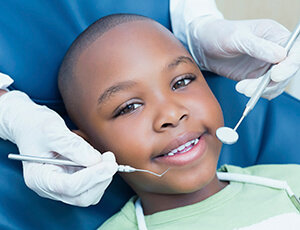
[270,40,300,82]
[101,151,117,162]
[57,152,117,206]
[16,106,104,166]
[236,76,289,100]
[46,155,117,195]
[49,129,103,167]
[261,82,287,100]
[234,32,287,64]
[23,152,118,203]
[33,173,110,207]
[54,179,111,207]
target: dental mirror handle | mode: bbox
[241,20,300,120]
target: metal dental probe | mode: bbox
[234,20,300,132]
[8,153,171,177]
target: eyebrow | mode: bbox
[167,56,196,70]
[98,80,137,105]
[97,56,196,106]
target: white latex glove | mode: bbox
[170,0,224,47]
[0,90,118,207]
[0,72,14,91]
[187,15,300,99]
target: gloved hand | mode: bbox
[187,15,300,99]
[0,90,118,207]
[0,72,14,91]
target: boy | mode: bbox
[58,14,300,229]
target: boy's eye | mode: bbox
[172,74,196,90]
[115,102,142,117]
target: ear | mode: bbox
[72,129,91,144]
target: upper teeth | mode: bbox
[165,138,199,156]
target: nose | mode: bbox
[153,99,189,132]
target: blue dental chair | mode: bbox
[0,1,299,229]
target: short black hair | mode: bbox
[58,13,151,122]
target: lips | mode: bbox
[154,132,207,166]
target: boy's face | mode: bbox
[74,20,224,198]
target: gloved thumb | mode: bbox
[235,76,288,100]
[235,77,262,98]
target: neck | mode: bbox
[138,174,228,215]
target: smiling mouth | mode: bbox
[157,137,200,158]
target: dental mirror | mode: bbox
[217,20,300,145]
[216,127,239,145]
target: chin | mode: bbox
[159,165,218,194]
[179,178,215,194]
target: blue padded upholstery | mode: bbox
[0,0,171,114]
[0,1,299,229]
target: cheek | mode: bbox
[188,87,224,130]
[186,86,224,157]
[93,118,154,166]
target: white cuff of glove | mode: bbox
[186,15,218,70]
[170,0,223,47]
[0,72,14,91]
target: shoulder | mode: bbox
[220,164,300,191]
[98,196,138,230]
[224,164,300,178]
